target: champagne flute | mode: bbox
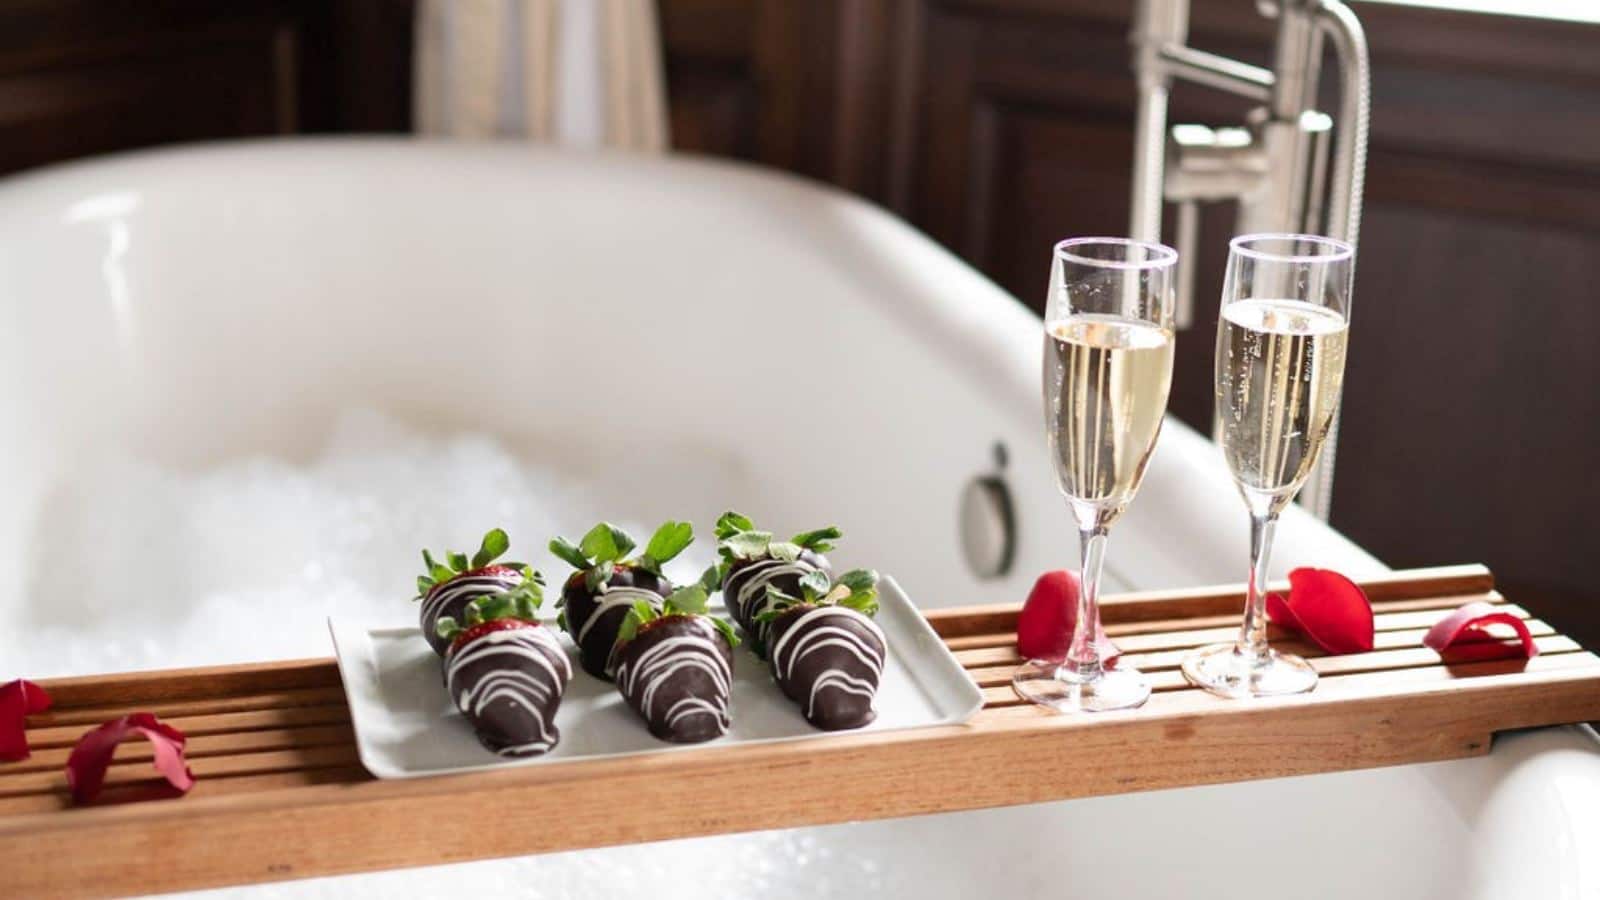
[1013,237,1177,713]
[1182,233,1354,698]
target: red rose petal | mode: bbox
[1265,591,1300,633]
[0,679,51,762]
[1266,568,1375,654]
[1423,601,1539,661]
[65,713,195,805]
[1016,569,1121,664]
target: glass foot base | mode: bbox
[1012,659,1151,713]
[1181,642,1318,699]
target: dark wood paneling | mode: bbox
[660,0,759,157]
[0,37,288,174]
[662,0,915,198]
[320,0,415,131]
[0,0,412,176]
[1338,205,1599,584]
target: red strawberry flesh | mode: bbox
[430,564,524,595]
[449,617,540,653]
[634,613,694,639]
[1015,570,1120,664]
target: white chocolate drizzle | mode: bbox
[730,560,818,622]
[444,625,571,756]
[615,622,733,738]
[770,606,886,724]
[575,586,663,645]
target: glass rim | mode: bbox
[1229,232,1353,264]
[1054,236,1178,271]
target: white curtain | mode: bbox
[413,0,670,152]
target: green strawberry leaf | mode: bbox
[709,616,740,648]
[665,585,709,616]
[580,522,636,564]
[791,526,841,553]
[616,599,661,645]
[838,568,878,593]
[697,564,722,593]
[585,560,616,593]
[768,541,801,562]
[457,575,547,627]
[723,531,772,560]
[484,594,515,622]
[418,536,529,602]
[548,536,591,570]
[470,528,508,563]
[838,589,879,617]
[640,520,694,569]
[471,528,510,569]
[435,615,461,641]
[714,510,755,539]
[504,574,547,613]
[799,568,832,600]
[617,611,640,645]
[475,595,506,622]
[417,549,449,597]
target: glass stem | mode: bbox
[1235,512,1278,662]
[1066,526,1108,678]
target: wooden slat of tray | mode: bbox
[3,565,1598,899]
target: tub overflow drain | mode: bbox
[959,442,1015,580]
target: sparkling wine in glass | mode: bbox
[1182,233,1354,698]
[1013,237,1177,713]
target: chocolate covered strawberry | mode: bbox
[436,582,571,757]
[612,572,739,744]
[759,568,885,731]
[713,511,838,658]
[548,520,694,679]
[413,528,540,657]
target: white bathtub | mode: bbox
[1,141,1595,899]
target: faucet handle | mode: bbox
[1162,124,1266,329]
[1164,124,1265,201]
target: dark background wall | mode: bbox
[2,0,1596,646]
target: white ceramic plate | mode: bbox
[329,575,984,779]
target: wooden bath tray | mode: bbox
[5,564,1599,898]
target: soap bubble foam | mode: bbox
[5,409,722,678]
